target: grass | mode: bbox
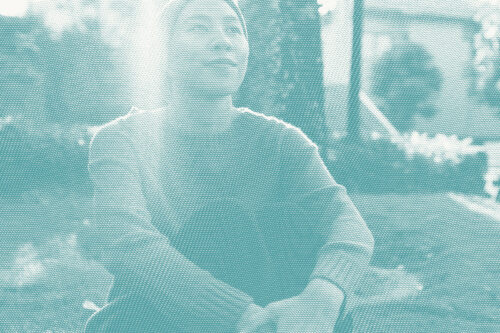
[350,193,500,332]
[0,189,499,332]
[0,188,112,332]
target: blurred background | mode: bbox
[0,0,499,331]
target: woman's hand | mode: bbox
[237,303,275,333]
[240,279,345,333]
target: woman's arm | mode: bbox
[278,125,375,299]
[241,125,375,332]
[80,123,254,332]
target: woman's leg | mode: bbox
[254,200,354,332]
[172,197,279,306]
[84,197,272,333]
[254,200,324,301]
[177,197,353,332]
[85,197,352,332]
[84,293,184,332]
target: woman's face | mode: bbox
[165,0,249,97]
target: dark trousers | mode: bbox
[84,198,353,332]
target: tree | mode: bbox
[4,0,329,132]
[235,0,283,117]
[472,0,500,114]
[0,10,132,125]
[41,27,131,125]
[278,0,329,146]
[0,16,46,121]
[371,42,443,132]
[237,0,329,147]
[347,0,364,142]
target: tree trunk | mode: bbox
[237,0,328,147]
[347,0,363,142]
[235,0,284,117]
[277,0,328,147]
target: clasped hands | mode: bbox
[237,279,345,333]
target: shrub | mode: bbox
[371,42,443,132]
[0,115,92,195]
[324,134,488,194]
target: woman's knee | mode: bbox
[180,197,263,251]
[189,197,255,228]
[175,196,263,255]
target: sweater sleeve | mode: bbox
[83,123,253,332]
[278,125,374,297]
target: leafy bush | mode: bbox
[0,113,489,196]
[371,42,443,132]
[324,134,488,194]
[0,115,93,195]
[0,15,131,126]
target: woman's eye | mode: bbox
[227,25,242,34]
[191,24,209,32]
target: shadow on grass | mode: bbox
[1,190,499,332]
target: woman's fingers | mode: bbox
[239,304,274,333]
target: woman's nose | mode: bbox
[210,28,233,50]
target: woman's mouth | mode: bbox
[207,58,238,67]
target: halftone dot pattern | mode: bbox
[0,0,499,332]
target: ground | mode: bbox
[351,193,500,332]
[0,189,499,332]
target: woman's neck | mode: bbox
[166,87,238,135]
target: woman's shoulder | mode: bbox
[238,107,315,148]
[92,106,163,140]
[237,107,295,134]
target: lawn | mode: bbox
[350,193,500,332]
[0,189,499,332]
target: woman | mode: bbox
[82,0,374,332]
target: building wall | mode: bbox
[407,21,500,139]
[321,7,500,140]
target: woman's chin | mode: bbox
[195,82,240,97]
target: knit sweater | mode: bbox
[83,106,374,331]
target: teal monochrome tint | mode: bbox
[0,0,499,332]
[81,106,372,332]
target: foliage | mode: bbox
[0,111,489,197]
[394,131,479,165]
[238,0,329,146]
[235,0,283,117]
[0,16,46,121]
[324,134,488,194]
[471,0,500,114]
[371,42,443,132]
[0,115,92,195]
[1,0,330,135]
[40,25,131,125]
[0,14,131,126]
[277,0,329,146]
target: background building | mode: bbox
[322,0,500,141]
